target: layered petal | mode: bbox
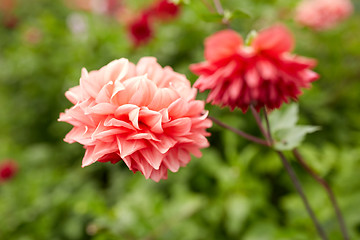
[59,57,211,181]
[191,25,319,112]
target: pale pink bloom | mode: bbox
[295,0,353,30]
[59,57,212,181]
[191,25,319,112]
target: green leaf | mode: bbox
[269,103,299,132]
[170,0,190,4]
[229,9,252,20]
[268,103,320,150]
[199,12,224,22]
[274,126,321,151]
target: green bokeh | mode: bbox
[0,0,360,239]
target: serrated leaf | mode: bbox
[274,126,321,151]
[269,103,299,133]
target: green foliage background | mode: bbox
[0,0,360,239]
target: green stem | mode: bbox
[276,151,328,240]
[207,115,270,146]
[293,148,349,240]
[252,109,328,240]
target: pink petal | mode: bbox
[117,137,147,158]
[168,98,189,118]
[163,117,192,136]
[104,58,129,83]
[87,103,117,115]
[140,147,164,169]
[82,146,96,167]
[148,88,180,111]
[139,108,163,133]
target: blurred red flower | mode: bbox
[151,0,180,20]
[0,160,18,183]
[0,0,18,29]
[190,25,319,112]
[128,14,153,46]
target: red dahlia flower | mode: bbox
[59,57,212,181]
[190,25,319,112]
[128,14,153,46]
[152,0,180,20]
[0,160,18,183]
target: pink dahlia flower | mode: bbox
[190,25,319,112]
[59,57,212,181]
[295,0,353,30]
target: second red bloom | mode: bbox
[190,25,319,112]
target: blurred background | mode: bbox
[0,0,360,239]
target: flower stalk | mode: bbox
[252,108,328,240]
[292,148,349,240]
[207,115,270,146]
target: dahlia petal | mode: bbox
[82,146,96,167]
[104,117,135,130]
[189,61,215,75]
[150,135,177,154]
[96,81,113,103]
[139,109,163,133]
[159,108,170,123]
[135,157,153,179]
[168,98,189,118]
[177,148,192,166]
[257,59,277,81]
[205,29,243,62]
[110,81,126,105]
[81,68,89,78]
[128,77,157,106]
[65,86,82,104]
[127,132,159,141]
[163,117,192,135]
[163,153,180,172]
[64,126,94,145]
[149,167,168,182]
[117,137,146,158]
[97,152,121,164]
[228,77,243,100]
[64,105,94,126]
[91,141,119,162]
[135,57,164,84]
[186,146,203,158]
[302,69,319,82]
[114,104,139,117]
[88,103,117,115]
[148,88,180,111]
[253,25,294,55]
[80,70,101,99]
[140,148,163,169]
[245,67,261,88]
[92,122,128,142]
[104,58,129,83]
[129,107,140,130]
[186,100,205,116]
